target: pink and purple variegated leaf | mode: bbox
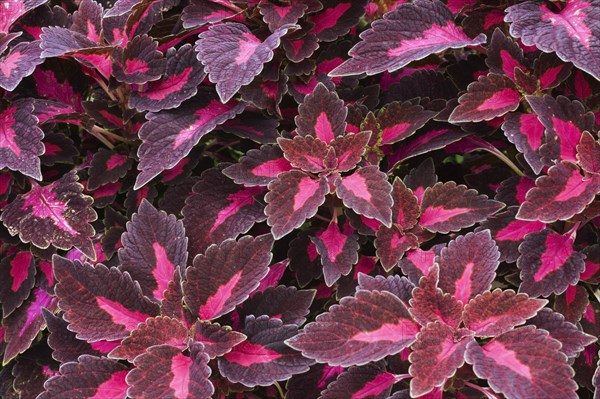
[436,230,500,304]
[335,166,393,227]
[307,0,368,42]
[409,265,464,329]
[1,171,97,258]
[357,273,414,304]
[52,256,160,341]
[505,0,600,81]
[118,200,187,302]
[419,181,504,234]
[286,364,343,399]
[260,2,307,32]
[286,290,419,367]
[516,161,600,223]
[485,28,528,80]
[403,158,438,204]
[448,74,521,123]
[70,0,102,42]
[183,234,273,320]
[112,34,165,84]
[129,44,206,112]
[265,171,328,239]
[528,308,597,358]
[0,251,35,317]
[182,165,266,255]
[329,0,486,76]
[555,285,589,323]
[126,343,214,399]
[87,148,132,190]
[399,247,440,285]
[502,112,546,174]
[295,82,347,144]
[238,285,315,327]
[191,321,246,359]
[218,315,314,387]
[0,101,44,179]
[376,101,438,145]
[278,135,329,173]
[0,40,43,91]
[312,221,359,286]
[465,326,578,399]
[223,145,292,187]
[0,0,47,33]
[463,289,547,337]
[375,228,419,272]
[37,355,129,399]
[135,92,245,189]
[409,322,474,397]
[577,131,600,174]
[534,52,573,90]
[39,26,98,57]
[196,22,296,103]
[392,125,468,164]
[517,229,586,297]
[330,131,371,172]
[319,361,399,399]
[181,0,242,28]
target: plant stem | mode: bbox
[87,128,114,149]
[273,381,285,399]
[95,77,117,102]
[464,382,502,399]
[91,125,130,144]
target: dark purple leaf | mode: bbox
[286,364,343,399]
[260,2,307,32]
[239,72,288,116]
[376,100,438,145]
[71,0,102,42]
[391,124,468,164]
[238,285,315,327]
[278,135,329,173]
[112,34,164,84]
[502,112,546,174]
[577,131,600,174]
[282,33,319,63]
[0,251,35,317]
[534,52,573,90]
[320,361,399,399]
[0,40,43,90]
[311,220,359,286]
[555,284,590,323]
[181,0,242,29]
[295,82,347,144]
[87,148,132,190]
[307,0,368,42]
[330,131,371,172]
[486,28,528,80]
[191,321,246,359]
[357,273,414,304]
[0,0,47,33]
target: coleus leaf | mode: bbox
[265,171,328,239]
[196,22,296,103]
[485,28,528,81]
[52,255,160,341]
[87,148,132,190]
[516,161,600,223]
[330,131,371,172]
[0,251,35,317]
[71,0,102,42]
[181,0,242,29]
[126,343,214,399]
[0,0,47,33]
[311,220,359,286]
[237,285,315,327]
[37,355,129,399]
[502,112,546,175]
[319,361,399,399]
[392,124,468,164]
[0,100,44,179]
[286,290,419,367]
[0,40,44,90]
[335,166,393,227]
[118,200,187,302]
[357,273,414,304]
[112,34,165,84]
[286,364,343,399]
[409,322,474,397]
[307,0,368,42]
[419,181,504,233]
[183,234,273,320]
[329,0,486,76]
[135,92,245,189]
[295,82,347,144]
[517,228,586,297]
[505,0,600,80]
[448,73,521,123]
[260,2,307,32]
[191,321,246,359]
[278,135,329,173]
[555,285,589,323]
[465,326,578,399]
[1,171,97,258]
[577,131,600,174]
[376,100,438,145]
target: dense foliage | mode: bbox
[1,0,600,397]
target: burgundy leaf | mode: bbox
[0,40,43,91]
[403,158,438,203]
[330,0,486,76]
[555,284,590,323]
[218,315,314,387]
[196,22,296,102]
[486,28,528,80]
[448,74,521,123]
[502,112,546,174]
[311,221,359,286]
[181,0,242,29]
[71,0,102,42]
[0,251,35,317]
[1,171,97,258]
[307,0,368,42]
[399,247,439,285]
[87,148,132,190]
[436,230,500,303]
[265,171,328,239]
[392,125,468,163]
[191,321,246,359]
[135,92,245,189]
[577,131,600,174]
[409,322,474,397]
[534,52,573,90]
[419,181,504,234]
[516,161,600,223]
[53,255,160,341]
[183,234,273,320]
[517,229,586,297]
[112,34,165,84]
[239,73,288,116]
[465,326,577,399]
[126,343,214,398]
[39,26,99,57]
[182,165,266,255]
[286,364,343,399]
[260,2,307,32]
[37,355,128,399]
[239,285,315,327]
[286,290,419,366]
[335,166,393,227]
[223,145,292,187]
[295,82,347,144]
[288,232,322,287]
[375,228,419,272]
[282,33,320,63]
[0,0,47,33]
[377,100,438,145]
[278,135,329,173]
[160,267,188,322]
[320,361,399,399]
[357,273,414,304]
[330,131,371,172]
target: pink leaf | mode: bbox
[312,220,360,286]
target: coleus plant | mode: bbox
[0,0,600,397]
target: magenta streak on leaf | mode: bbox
[388,23,470,56]
[90,340,120,352]
[352,373,398,399]
[99,110,124,128]
[95,296,149,330]
[381,122,411,144]
[44,143,61,155]
[419,206,470,227]
[0,51,23,77]
[73,53,113,79]
[500,50,523,80]
[496,220,545,241]
[318,223,347,262]
[551,117,581,162]
[170,352,192,399]
[539,65,564,89]
[520,113,544,150]
[272,5,292,19]
[454,262,474,304]
[293,176,322,212]
[553,169,588,201]
[0,107,20,155]
[94,183,120,199]
[86,20,100,43]
[318,366,344,388]
[584,304,595,323]
[10,252,32,292]
[482,340,532,379]
[224,341,283,366]
[515,178,535,204]
[315,112,335,143]
[106,154,128,171]
[144,68,193,101]
[352,320,419,343]
[565,285,576,304]
[90,370,128,399]
[475,88,520,111]
[534,233,574,282]
[173,101,232,149]
[235,32,262,65]
[20,288,54,336]
[210,187,263,233]
[483,9,505,29]
[309,3,352,35]
[23,188,77,235]
[341,173,371,201]
[151,243,175,301]
[581,261,600,280]
[199,271,242,320]
[540,1,592,49]
[124,58,150,74]
[112,28,128,46]
[251,158,293,177]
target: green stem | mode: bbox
[88,128,114,149]
[95,77,117,102]
[91,125,130,144]
[273,381,285,399]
